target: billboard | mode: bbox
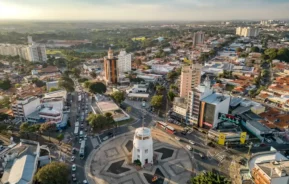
[240,132,247,144]
[218,133,226,145]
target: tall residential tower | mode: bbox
[104,48,118,84]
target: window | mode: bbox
[137,155,140,159]
[137,149,140,152]
[145,149,148,153]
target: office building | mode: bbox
[236,27,260,37]
[179,63,202,98]
[117,50,132,74]
[188,77,213,124]
[192,31,205,46]
[198,93,230,128]
[132,127,153,167]
[104,48,118,84]
[11,96,41,121]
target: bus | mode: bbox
[75,122,79,127]
[166,126,176,134]
[74,127,79,136]
[79,140,85,159]
[157,121,167,129]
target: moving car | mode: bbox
[72,164,76,171]
[71,156,75,162]
[174,136,180,141]
[199,153,205,158]
[186,145,192,150]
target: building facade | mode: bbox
[104,48,118,84]
[193,31,205,46]
[11,97,41,121]
[117,50,132,74]
[236,27,260,37]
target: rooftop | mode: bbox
[257,160,289,178]
[201,93,229,105]
[135,127,151,137]
[97,101,119,112]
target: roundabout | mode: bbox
[85,128,194,184]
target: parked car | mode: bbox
[71,156,75,162]
[174,136,180,141]
[186,145,192,150]
[199,153,205,158]
[72,148,77,154]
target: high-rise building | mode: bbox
[104,48,118,84]
[132,127,153,167]
[29,44,47,62]
[179,63,202,98]
[192,31,205,46]
[188,77,213,124]
[117,50,132,74]
[236,27,260,37]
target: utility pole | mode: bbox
[247,142,253,156]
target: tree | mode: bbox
[167,71,178,82]
[20,122,30,138]
[190,172,230,184]
[31,78,45,87]
[15,83,21,88]
[264,48,278,60]
[111,91,125,104]
[0,96,10,108]
[0,79,11,90]
[56,133,64,143]
[84,81,91,88]
[40,122,56,141]
[89,82,107,94]
[236,47,243,53]
[78,78,88,83]
[34,162,69,184]
[58,76,74,92]
[71,68,81,78]
[251,46,260,53]
[87,114,108,131]
[150,95,163,109]
[167,91,176,101]
[126,106,132,113]
[49,87,59,92]
[170,84,178,91]
[104,112,116,128]
[90,71,97,78]
[156,85,165,94]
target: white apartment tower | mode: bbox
[29,44,47,62]
[118,50,132,74]
[193,31,205,46]
[236,27,260,37]
[132,127,153,167]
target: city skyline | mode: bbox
[1,0,289,21]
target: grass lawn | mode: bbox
[117,118,135,126]
[46,49,63,55]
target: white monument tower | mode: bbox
[132,127,153,167]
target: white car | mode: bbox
[71,156,75,162]
[84,135,87,140]
[79,139,82,143]
[174,136,180,141]
[72,164,76,171]
[103,136,109,141]
[189,140,195,145]
[83,180,88,184]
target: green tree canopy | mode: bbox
[111,91,125,104]
[49,87,59,92]
[88,82,107,94]
[251,46,260,53]
[0,96,10,109]
[150,95,163,109]
[0,79,11,90]
[31,78,45,87]
[34,162,69,184]
[58,75,74,92]
[167,91,176,101]
[20,122,30,133]
[78,77,88,83]
[87,114,108,131]
[190,172,230,184]
[56,133,64,143]
[71,68,81,78]
[156,85,165,94]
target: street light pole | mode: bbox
[247,142,253,156]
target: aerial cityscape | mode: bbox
[1,0,289,184]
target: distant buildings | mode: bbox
[104,48,118,84]
[236,27,260,37]
[117,50,132,74]
[0,36,47,62]
[192,31,205,46]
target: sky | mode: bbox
[0,0,289,21]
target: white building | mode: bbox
[132,127,153,167]
[118,50,132,74]
[193,31,205,46]
[29,43,47,62]
[236,27,260,37]
[199,93,230,128]
[11,97,41,121]
[126,84,148,94]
